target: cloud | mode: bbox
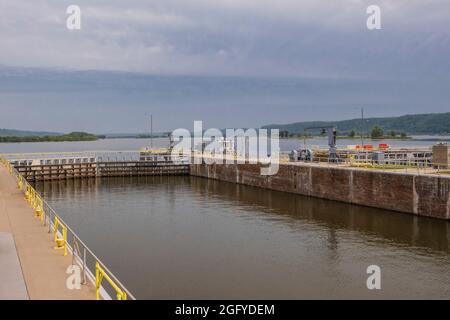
[0,0,449,79]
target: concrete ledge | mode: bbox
[190,163,450,220]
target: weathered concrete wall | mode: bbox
[190,163,450,220]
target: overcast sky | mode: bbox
[0,0,449,133]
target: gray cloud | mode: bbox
[0,1,449,133]
[1,0,449,79]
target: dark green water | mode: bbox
[35,176,450,299]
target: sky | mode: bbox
[0,0,449,133]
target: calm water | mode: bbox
[1,136,448,154]
[34,176,450,299]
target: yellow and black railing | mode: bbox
[0,155,136,300]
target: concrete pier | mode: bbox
[0,165,95,299]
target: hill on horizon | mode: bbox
[262,112,450,135]
[0,128,61,137]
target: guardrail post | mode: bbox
[43,206,47,227]
[95,262,102,300]
[25,185,30,201]
[48,211,52,233]
[118,291,127,300]
[53,217,67,256]
[35,197,43,221]
[72,239,77,266]
[82,248,87,285]
[18,176,23,190]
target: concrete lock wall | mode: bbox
[190,163,450,220]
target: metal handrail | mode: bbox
[0,155,136,300]
[2,151,141,163]
[1,150,140,157]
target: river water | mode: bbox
[2,139,449,299]
[33,176,450,299]
[1,136,449,154]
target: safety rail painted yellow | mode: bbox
[53,216,68,256]
[0,154,136,300]
[95,262,127,300]
[25,183,45,223]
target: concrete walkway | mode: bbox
[0,232,28,299]
[0,165,95,300]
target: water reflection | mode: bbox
[35,176,450,299]
[190,177,449,254]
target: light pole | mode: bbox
[145,113,153,149]
[360,107,365,147]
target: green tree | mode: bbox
[349,130,356,138]
[371,125,384,139]
[0,132,99,143]
[389,130,396,137]
[400,132,407,139]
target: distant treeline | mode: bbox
[264,112,450,135]
[136,133,170,139]
[280,126,410,140]
[0,128,60,137]
[0,132,102,143]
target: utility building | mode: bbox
[432,143,450,168]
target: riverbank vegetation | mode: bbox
[280,127,411,140]
[264,112,450,135]
[0,132,103,143]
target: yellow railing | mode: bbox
[95,262,127,300]
[24,184,44,221]
[53,216,68,256]
[0,154,135,300]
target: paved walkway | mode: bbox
[0,165,95,300]
[0,232,28,299]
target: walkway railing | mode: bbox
[2,150,140,163]
[0,155,136,300]
[287,156,450,174]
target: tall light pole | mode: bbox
[145,113,153,149]
[360,107,365,147]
